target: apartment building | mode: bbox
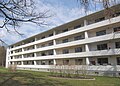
[6,4,120,75]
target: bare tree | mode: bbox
[0,0,50,44]
[77,0,120,17]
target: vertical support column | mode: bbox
[22,48,24,52]
[85,44,89,52]
[53,59,56,65]
[53,30,56,55]
[34,44,37,58]
[6,48,9,68]
[85,31,90,65]
[85,31,88,38]
[53,40,56,45]
[34,61,36,65]
[53,45,57,65]
[53,30,57,65]
[34,52,36,57]
[21,61,23,65]
[85,31,89,52]
[53,49,56,55]
[12,61,15,65]
[53,30,56,46]
[86,58,90,65]
[22,55,24,59]
[34,44,37,49]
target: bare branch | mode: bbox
[0,0,50,37]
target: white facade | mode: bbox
[6,5,120,75]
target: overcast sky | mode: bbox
[1,0,103,45]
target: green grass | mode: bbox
[0,67,120,86]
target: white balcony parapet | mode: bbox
[9,16,120,51]
[9,32,120,56]
[9,48,120,61]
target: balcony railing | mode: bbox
[8,15,120,51]
[10,32,120,56]
[9,48,120,62]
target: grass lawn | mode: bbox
[0,67,120,86]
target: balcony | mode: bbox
[9,15,120,51]
[10,33,120,56]
[55,32,120,49]
[9,48,120,62]
[9,32,120,56]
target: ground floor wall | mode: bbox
[16,65,120,77]
[7,55,120,76]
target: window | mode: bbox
[11,46,14,48]
[62,29,68,32]
[26,53,34,57]
[113,27,120,32]
[23,61,34,65]
[115,42,120,48]
[41,36,45,39]
[97,58,108,65]
[96,30,106,36]
[90,61,96,65]
[49,60,53,65]
[74,35,84,40]
[14,55,22,59]
[36,61,41,65]
[11,56,13,59]
[41,44,45,47]
[115,12,120,17]
[41,61,46,65]
[117,57,120,65]
[48,50,53,55]
[19,49,22,52]
[63,60,69,65]
[97,44,108,50]
[31,39,35,42]
[16,61,21,65]
[10,62,12,65]
[32,45,35,49]
[63,49,69,54]
[11,51,13,54]
[49,33,53,37]
[32,53,34,57]
[75,59,83,65]
[41,52,46,56]
[32,61,34,65]
[48,42,53,46]
[74,25,81,29]
[95,17,105,23]
[62,39,68,43]
[75,47,82,52]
